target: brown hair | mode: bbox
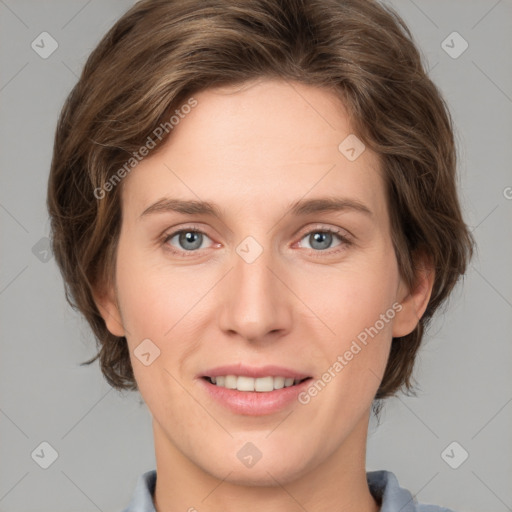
[47,0,474,399]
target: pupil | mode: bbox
[180,231,202,250]
[311,232,331,250]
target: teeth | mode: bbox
[208,375,304,392]
[225,375,238,389]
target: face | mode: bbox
[98,79,431,486]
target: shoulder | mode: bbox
[120,470,157,512]
[366,469,456,512]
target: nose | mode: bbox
[217,239,293,344]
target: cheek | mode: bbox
[115,241,204,336]
[303,250,400,391]
[114,247,213,385]
[308,250,400,339]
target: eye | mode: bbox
[162,224,352,258]
[163,227,214,256]
[297,226,352,255]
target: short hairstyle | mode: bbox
[47,0,475,399]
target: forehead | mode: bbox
[121,79,387,223]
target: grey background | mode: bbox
[1,1,511,511]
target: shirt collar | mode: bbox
[122,469,441,512]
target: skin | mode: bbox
[95,78,434,512]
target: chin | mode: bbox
[198,442,315,487]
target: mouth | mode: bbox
[199,373,314,416]
[198,364,314,415]
[201,375,312,392]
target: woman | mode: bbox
[47,1,474,510]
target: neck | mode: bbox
[152,409,380,512]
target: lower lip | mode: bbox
[199,377,312,416]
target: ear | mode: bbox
[91,281,126,338]
[392,251,435,338]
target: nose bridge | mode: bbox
[218,234,290,341]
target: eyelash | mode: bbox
[162,224,353,259]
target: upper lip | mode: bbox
[200,364,311,380]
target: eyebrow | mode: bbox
[139,196,372,220]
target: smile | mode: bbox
[204,375,310,392]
